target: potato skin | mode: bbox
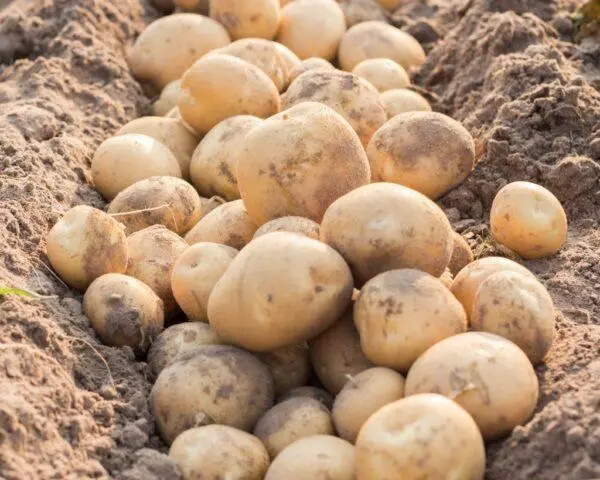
[153,80,181,116]
[288,57,335,85]
[255,344,312,396]
[253,216,320,240]
[274,42,302,73]
[210,0,281,40]
[448,231,474,276]
[352,58,410,92]
[380,88,432,119]
[276,386,334,410]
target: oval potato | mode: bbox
[253,216,320,240]
[352,58,410,92]
[255,344,312,396]
[380,88,432,118]
[153,80,182,116]
[210,0,281,40]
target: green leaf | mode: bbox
[0,286,55,299]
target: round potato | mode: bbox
[255,344,311,396]
[320,183,453,285]
[448,231,474,276]
[352,58,410,92]
[128,14,231,89]
[276,386,334,410]
[153,80,181,116]
[288,57,335,84]
[174,0,209,13]
[356,394,485,479]
[253,216,320,240]
[210,0,281,40]
[490,181,568,259]
[380,88,432,118]
[405,332,539,441]
[340,0,388,28]
[208,232,354,352]
[46,206,128,290]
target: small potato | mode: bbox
[288,57,335,85]
[83,274,164,354]
[340,0,388,28]
[266,435,355,480]
[332,367,405,443]
[405,332,539,441]
[367,111,476,199]
[338,21,426,72]
[153,80,182,116]
[92,134,182,201]
[254,397,335,458]
[208,232,354,352]
[356,394,485,479]
[46,206,128,290]
[274,42,302,73]
[276,386,334,410]
[320,183,453,285]
[380,88,432,118]
[199,196,226,220]
[169,425,269,480]
[352,58,410,92]
[151,345,274,444]
[448,231,474,276]
[439,268,454,288]
[490,181,568,259]
[174,0,209,13]
[255,344,311,396]
[128,14,231,89]
[253,216,320,240]
[184,200,257,249]
[210,0,281,40]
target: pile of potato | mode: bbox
[45,1,569,478]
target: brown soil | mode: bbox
[0,0,599,479]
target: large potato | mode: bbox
[153,80,181,116]
[210,0,281,40]
[288,57,335,84]
[208,232,354,351]
[253,216,320,240]
[448,231,474,276]
[276,386,333,410]
[380,88,432,118]
[237,102,370,225]
[352,58,410,92]
[255,344,311,396]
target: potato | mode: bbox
[208,232,354,351]
[126,225,188,315]
[356,394,485,479]
[128,14,231,89]
[320,183,453,285]
[210,0,281,40]
[448,231,474,276]
[367,112,476,199]
[174,0,209,13]
[352,58,410,92]
[151,345,274,444]
[340,0,388,28]
[253,216,320,240]
[46,206,128,290]
[92,134,182,201]
[169,425,269,480]
[288,57,335,84]
[274,42,302,73]
[276,386,334,409]
[490,181,568,259]
[439,268,453,288]
[375,0,404,11]
[153,80,181,116]
[190,116,262,201]
[199,196,226,220]
[332,367,405,443]
[255,344,311,396]
[266,435,355,480]
[405,332,539,440]
[83,273,164,354]
[282,70,386,148]
[380,88,432,118]
[184,200,257,249]
[338,21,425,72]
[178,55,280,135]
[254,397,335,458]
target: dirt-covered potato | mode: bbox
[276,386,334,410]
[210,0,281,40]
[174,0,209,13]
[340,0,388,28]
[320,183,453,285]
[266,435,355,480]
[282,70,386,148]
[448,231,474,276]
[356,394,485,479]
[198,196,226,220]
[83,273,164,354]
[338,21,426,72]
[208,232,354,351]
[253,216,320,240]
[128,14,231,89]
[332,367,405,443]
[405,332,539,441]
[288,57,335,84]
[367,112,476,199]
[153,80,182,116]
[380,88,432,118]
[255,344,311,396]
[92,134,182,201]
[254,397,335,458]
[352,58,410,92]
[490,181,568,259]
[274,42,302,73]
[151,345,274,444]
[169,425,269,480]
[46,206,128,290]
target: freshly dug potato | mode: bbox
[210,0,281,40]
[274,42,302,73]
[254,397,335,458]
[320,183,453,285]
[253,216,320,240]
[367,111,476,199]
[255,344,311,396]
[448,231,474,276]
[46,206,128,290]
[92,134,182,201]
[490,181,568,259]
[199,196,226,220]
[128,14,231,89]
[282,70,386,148]
[405,332,539,441]
[83,274,164,354]
[174,0,209,13]
[340,0,388,28]
[208,232,354,351]
[153,80,182,116]
[126,225,188,314]
[332,367,405,443]
[380,88,432,118]
[169,425,269,480]
[151,345,274,444]
[190,116,262,201]
[266,435,355,480]
[288,57,335,84]
[184,200,257,249]
[352,58,410,92]
[356,394,485,479]
[276,386,334,409]
[338,21,425,72]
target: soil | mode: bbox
[0,0,599,479]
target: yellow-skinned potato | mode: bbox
[174,0,209,13]
[274,42,302,73]
[128,14,231,89]
[255,344,311,396]
[405,332,539,441]
[276,386,333,409]
[171,242,238,322]
[169,425,269,480]
[46,206,128,290]
[356,394,485,479]
[253,216,320,240]
[448,231,474,276]
[208,232,354,352]
[340,0,388,28]
[198,196,226,220]
[153,80,181,116]
[83,273,164,354]
[92,134,182,201]
[210,0,281,40]
[490,181,568,259]
[320,183,453,285]
[367,111,476,199]
[288,57,335,84]
[237,102,370,225]
[352,58,410,92]
[380,88,432,118]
